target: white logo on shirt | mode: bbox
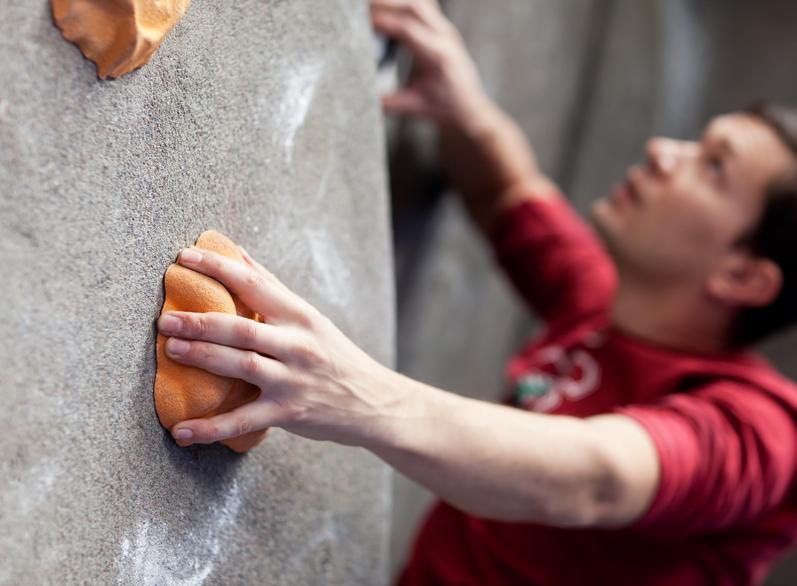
[515,344,602,413]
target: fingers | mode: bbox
[372,9,440,63]
[238,246,288,293]
[158,311,302,364]
[382,90,432,118]
[164,335,294,389]
[177,247,314,327]
[172,400,284,446]
[372,0,444,27]
[371,1,452,66]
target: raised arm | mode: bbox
[372,0,559,234]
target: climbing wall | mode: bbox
[0,1,394,584]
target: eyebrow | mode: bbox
[701,124,739,160]
[713,137,738,159]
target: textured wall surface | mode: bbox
[389,0,797,582]
[0,1,395,584]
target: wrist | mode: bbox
[446,94,503,138]
[357,366,449,457]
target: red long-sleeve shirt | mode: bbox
[399,192,797,585]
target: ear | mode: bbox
[707,252,783,308]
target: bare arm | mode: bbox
[368,370,659,526]
[159,248,659,528]
[372,0,560,234]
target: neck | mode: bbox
[611,274,736,355]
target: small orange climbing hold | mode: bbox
[52,0,191,79]
[155,231,268,453]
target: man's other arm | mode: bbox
[372,0,559,235]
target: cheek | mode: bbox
[652,199,742,264]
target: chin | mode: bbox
[590,200,623,256]
[590,198,613,237]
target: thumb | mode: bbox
[382,90,433,119]
[171,401,282,446]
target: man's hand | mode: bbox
[157,246,400,448]
[157,246,657,528]
[371,0,492,130]
[372,0,556,233]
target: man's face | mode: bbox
[592,113,796,287]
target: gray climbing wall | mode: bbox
[0,1,395,584]
[389,0,797,582]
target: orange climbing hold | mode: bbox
[52,0,191,79]
[155,231,268,453]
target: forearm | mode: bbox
[363,369,632,528]
[157,247,655,528]
[440,99,558,234]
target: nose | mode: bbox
[645,137,680,177]
[644,137,700,178]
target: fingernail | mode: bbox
[174,428,193,441]
[167,338,190,356]
[158,314,182,334]
[180,248,203,265]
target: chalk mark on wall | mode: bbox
[277,59,326,163]
[284,513,341,576]
[304,227,354,312]
[115,479,243,586]
[0,457,63,582]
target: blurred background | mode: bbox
[383,1,797,583]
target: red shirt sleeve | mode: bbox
[489,191,617,326]
[615,382,797,536]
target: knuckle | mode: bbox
[431,40,455,66]
[242,351,263,377]
[191,314,209,339]
[415,0,441,24]
[408,0,427,17]
[443,21,462,41]
[293,341,322,366]
[293,303,323,330]
[204,423,221,442]
[285,403,309,426]
[281,401,311,425]
[425,44,448,67]
[245,269,265,289]
[198,342,214,361]
[206,251,224,272]
[236,418,253,436]
[237,319,259,347]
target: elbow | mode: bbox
[550,470,627,529]
[560,415,659,529]
[546,450,638,530]
[576,448,652,529]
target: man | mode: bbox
[155,1,797,584]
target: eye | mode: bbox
[704,155,724,181]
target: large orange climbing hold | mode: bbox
[155,231,268,453]
[52,0,191,79]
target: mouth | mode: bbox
[611,167,643,207]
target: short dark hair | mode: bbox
[732,101,797,346]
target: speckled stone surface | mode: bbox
[0,1,394,584]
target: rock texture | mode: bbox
[52,0,191,79]
[0,1,394,584]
